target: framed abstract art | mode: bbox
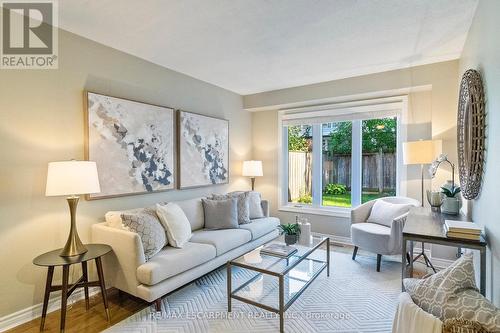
[178,111,229,189]
[85,92,175,199]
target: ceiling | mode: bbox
[59,0,478,95]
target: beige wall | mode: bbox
[0,29,251,318]
[459,0,500,306]
[250,61,459,254]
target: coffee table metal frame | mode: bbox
[227,236,330,333]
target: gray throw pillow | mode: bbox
[202,198,239,229]
[404,254,500,331]
[247,191,264,219]
[121,212,167,261]
[212,192,250,224]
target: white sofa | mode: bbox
[91,197,279,307]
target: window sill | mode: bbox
[278,205,351,218]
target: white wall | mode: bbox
[249,60,459,258]
[0,29,251,318]
[459,0,500,306]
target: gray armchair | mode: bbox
[350,196,420,272]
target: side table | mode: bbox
[33,244,112,332]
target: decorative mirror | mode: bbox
[457,69,485,200]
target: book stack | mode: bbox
[261,244,298,258]
[445,220,483,241]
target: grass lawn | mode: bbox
[322,192,391,207]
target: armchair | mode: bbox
[350,197,420,271]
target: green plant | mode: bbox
[288,125,310,152]
[441,186,461,198]
[324,183,347,195]
[278,223,301,236]
[297,193,312,204]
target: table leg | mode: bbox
[40,266,54,331]
[401,237,407,292]
[60,265,70,333]
[480,248,486,296]
[327,238,330,277]
[279,275,284,333]
[227,263,232,312]
[95,257,110,322]
[409,240,414,278]
[81,261,90,310]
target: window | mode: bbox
[280,99,404,215]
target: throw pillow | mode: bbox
[121,212,166,261]
[212,192,250,224]
[105,207,156,229]
[202,198,239,229]
[404,254,500,331]
[156,203,192,248]
[367,200,413,227]
[247,191,264,219]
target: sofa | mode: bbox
[91,196,280,307]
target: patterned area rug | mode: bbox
[105,249,401,332]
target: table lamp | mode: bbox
[46,160,101,257]
[242,160,263,191]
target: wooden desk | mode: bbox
[402,207,487,295]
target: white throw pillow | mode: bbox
[247,191,264,219]
[156,203,192,248]
[366,200,413,227]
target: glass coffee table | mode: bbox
[227,235,330,333]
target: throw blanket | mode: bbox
[392,292,442,333]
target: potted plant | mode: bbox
[441,186,461,215]
[278,223,301,245]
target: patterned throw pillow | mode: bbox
[121,212,167,261]
[404,254,500,332]
[212,192,250,224]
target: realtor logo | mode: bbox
[1,0,58,69]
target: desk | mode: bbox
[402,207,487,295]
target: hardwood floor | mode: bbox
[5,288,148,333]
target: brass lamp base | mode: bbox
[60,196,88,257]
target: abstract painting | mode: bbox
[178,111,229,188]
[86,92,175,199]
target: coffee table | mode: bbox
[227,235,330,333]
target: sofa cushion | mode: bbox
[247,191,265,219]
[169,197,205,231]
[190,228,252,256]
[156,203,192,248]
[105,206,156,229]
[351,222,391,255]
[212,192,251,224]
[136,242,216,285]
[202,198,239,229]
[239,217,279,240]
[404,254,500,332]
[367,199,413,227]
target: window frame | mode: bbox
[278,96,408,218]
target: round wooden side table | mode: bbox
[33,244,112,333]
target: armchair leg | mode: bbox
[377,254,382,272]
[352,246,358,260]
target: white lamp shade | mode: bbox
[402,140,440,165]
[242,160,263,177]
[46,161,101,196]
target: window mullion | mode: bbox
[312,124,322,207]
[351,120,362,207]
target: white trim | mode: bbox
[312,232,353,246]
[0,287,100,332]
[279,205,350,218]
[411,246,454,269]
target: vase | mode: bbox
[427,190,444,212]
[285,234,298,245]
[442,197,460,215]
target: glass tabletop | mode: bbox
[230,234,327,275]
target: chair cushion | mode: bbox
[367,199,413,227]
[239,217,279,240]
[190,228,252,255]
[136,242,216,285]
[351,222,391,255]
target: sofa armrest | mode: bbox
[350,200,376,224]
[91,223,145,295]
[261,200,270,217]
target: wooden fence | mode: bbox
[288,151,396,200]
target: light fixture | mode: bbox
[242,160,263,191]
[46,160,101,257]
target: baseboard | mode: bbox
[0,287,100,332]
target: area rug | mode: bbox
[105,249,401,332]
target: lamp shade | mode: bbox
[402,140,439,165]
[46,161,101,196]
[242,160,263,177]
